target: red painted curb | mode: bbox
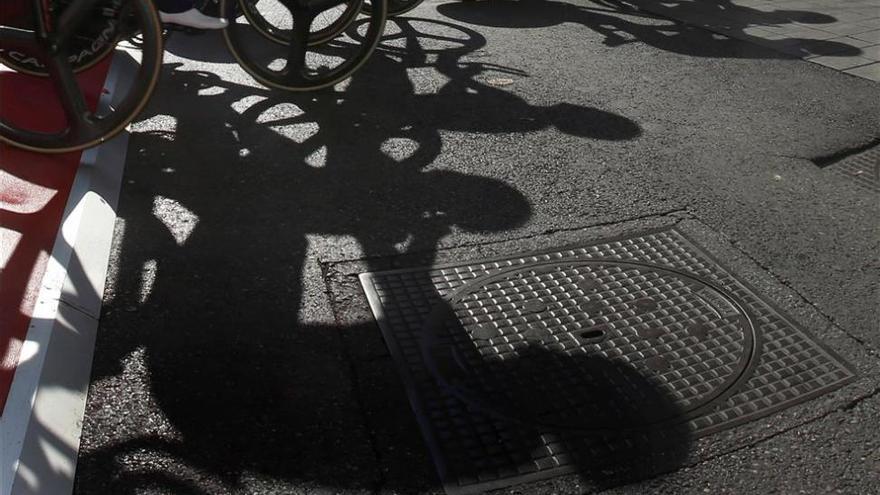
[0,59,111,413]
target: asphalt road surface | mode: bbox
[74,1,879,494]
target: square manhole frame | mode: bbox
[356,226,860,495]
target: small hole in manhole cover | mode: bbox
[579,325,607,341]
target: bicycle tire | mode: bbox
[222,0,387,92]
[0,0,163,153]
[364,0,422,17]
[0,0,120,76]
[239,0,364,46]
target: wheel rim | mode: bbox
[0,0,122,76]
[0,0,163,152]
[223,0,387,92]
[239,0,364,45]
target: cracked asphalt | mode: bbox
[73,1,879,494]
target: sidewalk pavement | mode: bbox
[626,0,880,81]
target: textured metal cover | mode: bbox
[825,145,879,193]
[359,228,857,495]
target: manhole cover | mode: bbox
[820,144,880,193]
[422,261,756,432]
[358,228,857,495]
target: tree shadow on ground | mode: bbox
[72,16,690,495]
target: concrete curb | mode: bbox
[1,53,132,495]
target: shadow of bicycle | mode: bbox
[70,14,693,495]
[439,0,860,59]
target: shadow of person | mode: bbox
[601,0,836,27]
[438,0,860,59]
[411,277,694,491]
[74,15,649,495]
[439,345,692,487]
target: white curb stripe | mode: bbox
[1,50,134,495]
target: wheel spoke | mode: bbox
[0,25,40,51]
[227,0,384,91]
[282,10,315,84]
[56,0,105,44]
[46,52,95,135]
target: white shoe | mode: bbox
[159,8,228,30]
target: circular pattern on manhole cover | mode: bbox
[421,260,757,432]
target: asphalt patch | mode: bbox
[358,227,858,494]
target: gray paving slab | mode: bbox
[830,35,880,48]
[853,29,880,43]
[815,22,878,37]
[809,53,876,69]
[624,0,880,79]
[862,43,880,59]
[846,60,880,79]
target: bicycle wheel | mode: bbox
[0,0,163,153]
[222,0,387,92]
[350,16,486,57]
[364,0,422,17]
[239,0,364,46]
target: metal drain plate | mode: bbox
[359,228,857,494]
[825,145,880,193]
[423,260,756,432]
